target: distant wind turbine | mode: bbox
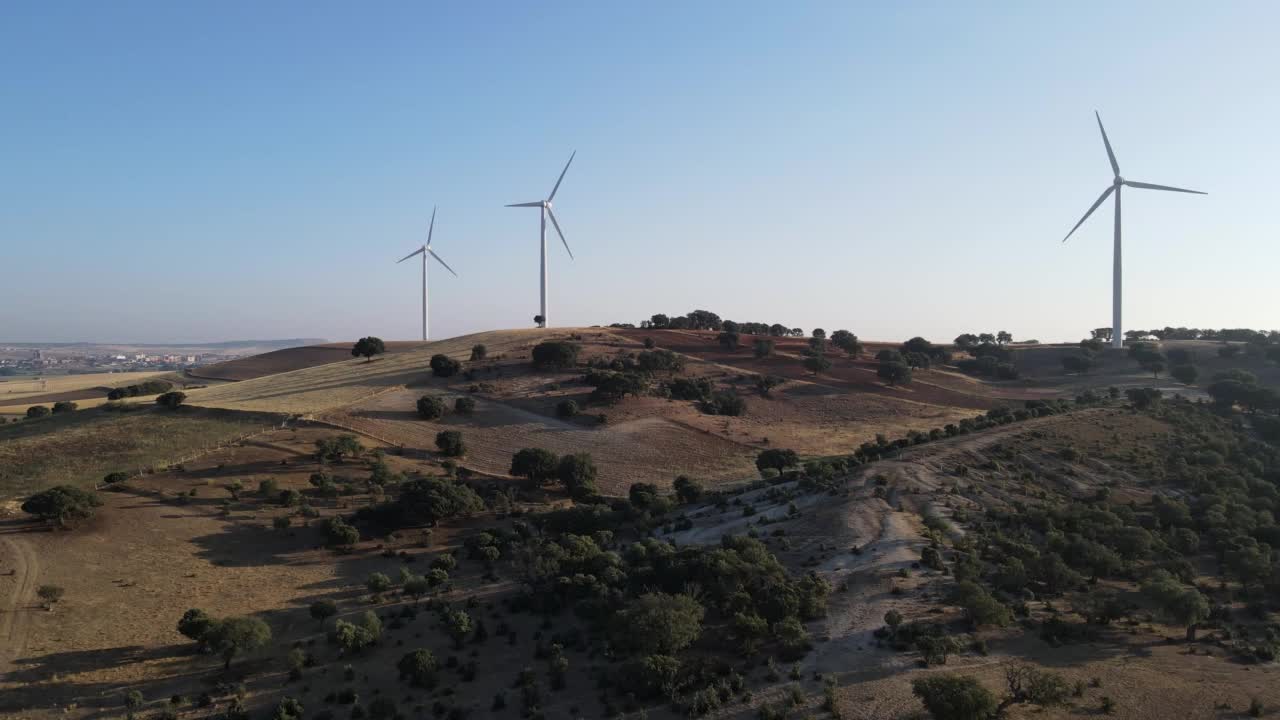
[1062,112,1205,349]
[506,152,576,328]
[396,206,458,341]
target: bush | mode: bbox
[155,391,187,409]
[416,396,447,420]
[103,472,129,485]
[911,675,998,720]
[555,399,579,418]
[51,401,78,414]
[436,431,466,457]
[470,344,487,361]
[321,516,360,549]
[701,389,745,416]
[673,476,703,503]
[25,405,50,419]
[454,397,476,414]
[430,354,461,377]
[531,341,580,370]
[22,485,102,527]
[397,649,439,688]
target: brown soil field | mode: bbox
[188,342,425,383]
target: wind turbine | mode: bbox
[506,152,576,328]
[396,206,458,341]
[1062,112,1205,349]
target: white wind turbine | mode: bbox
[396,206,458,341]
[506,152,576,328]
[1062,112,1206,349]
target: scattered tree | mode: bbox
[22,485,102,527]
[416,396,447,420]
[351,336,386,362]
[510,448,559,486]
[155,391,187,409]
[430,354,461,377]
[435,430,466,457]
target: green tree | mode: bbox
[397,649,439,688]
[429,354,461,377]
[613,593,704,655]
[351,336,386,362]
[531,341,580,370]
[205,616,272,669]
[309,600,338,624]
[1170,363,1199,385]
[803,353,832,376]
[366,572,392,594]
[878,360,912,386]
[22,485,102,527]
[444,609,473,649]
[911,675,998,720]
[1142,570,1209,641]
[332,611,382,653]
[717,332,740,350]
[51,401,78,414]
[673,476,703,503]
[830,330,863,357]
[470,344,487,361]
[454,396,476,414]
[756,448,799,477]
[557,453,599,501]
[416,395,447,420]
[25,405,50,419]
[316,435,363,463]
[435,430,466,457]
[321,516,360,549]
[510,448,559,486]
[178,608,216,645]
[753,338,775,358]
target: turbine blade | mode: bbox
[506,201,544,207]
[428,248,458,277]
[547,207,574,260]
[1123,180,1206,195]
[548,150,575,201]
[396,247,425,263]
[426,205,437,246]
[1096,111,1120,177]
[1062,185,1115,243]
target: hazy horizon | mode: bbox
[3,2,1277,345]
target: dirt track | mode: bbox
[0,535,39,673]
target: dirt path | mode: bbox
[0,535,39,672]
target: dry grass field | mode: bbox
[187,342,425,383]
[184,330,560,414]
[0,371,172,419]
[0,408,277,499]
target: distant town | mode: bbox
[0,339,326,377]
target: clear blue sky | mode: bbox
[2,1,1276,343]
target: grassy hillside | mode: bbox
[0,407,275,499]
[183,329,567,414]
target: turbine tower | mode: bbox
[506,152,576,328]
[1063,112,1205,349]
[396,206,458,341]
